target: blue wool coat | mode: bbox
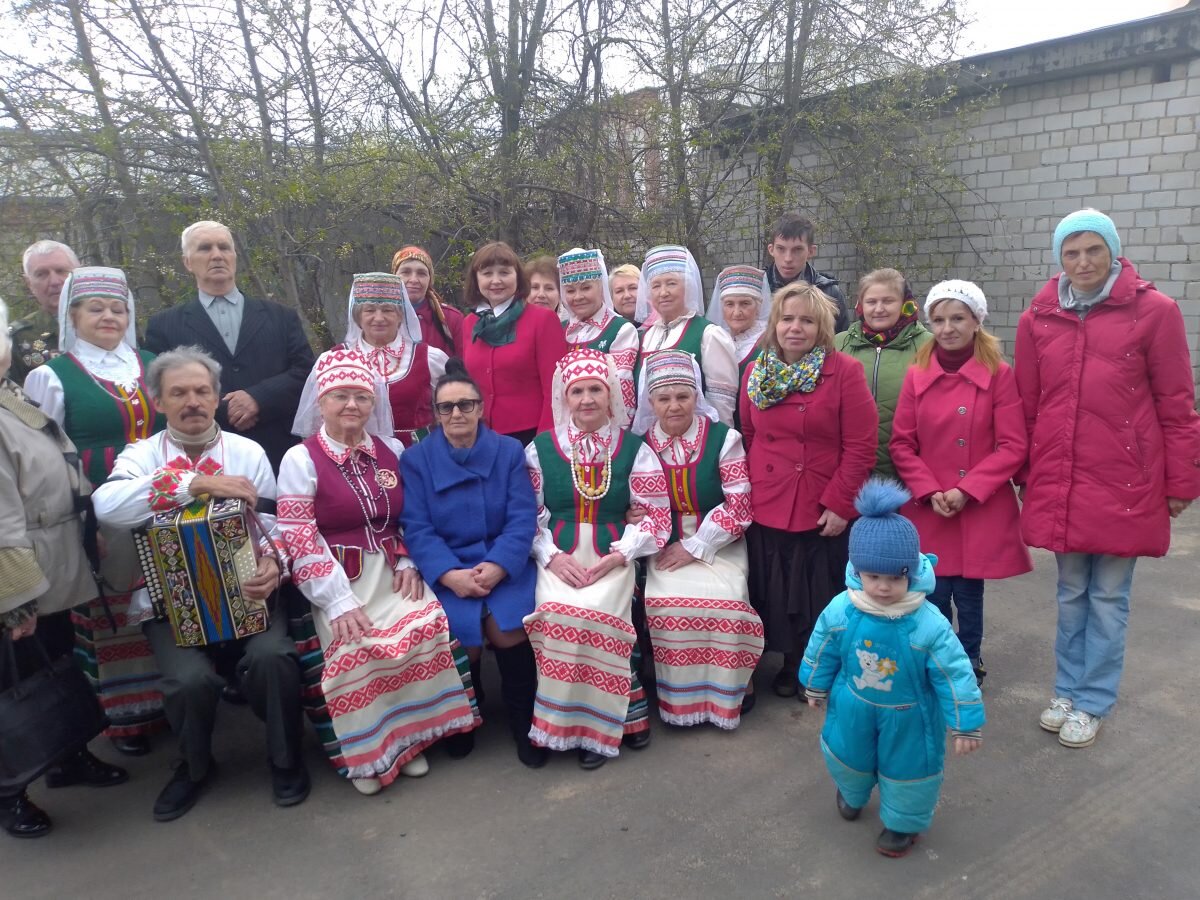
[399,424,538,647]
[800,556,984,833]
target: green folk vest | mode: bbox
[576,315,630,353]
[47,350,163,487]
[535,429,643,556]
[634,314,710,389]
[659,420,727,542]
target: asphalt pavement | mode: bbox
[5,517,1199,899]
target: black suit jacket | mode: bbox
[144,295,316,470]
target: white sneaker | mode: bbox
[1039,697,1073,732]
[1058,710,1102,748]
[399,753,429,778]
[352,777,382,795]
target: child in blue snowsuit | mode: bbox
[801,478,984,857]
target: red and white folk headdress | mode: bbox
[551,347,625,430]
[291,348,395,438]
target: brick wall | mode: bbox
[704,9,1200,382]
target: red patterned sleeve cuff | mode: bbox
[148,468,195,511]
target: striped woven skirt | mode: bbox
[644,533,763,729]
[524,526,638,757]
[307,554,479,785]
[74,528,165,737]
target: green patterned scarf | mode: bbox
[471,299,525,347]
[747,346,826,410]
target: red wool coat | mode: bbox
[462,303,568,436]
[1014,259,1200,558]
[741,349,878,531]
[890,356,1033,579]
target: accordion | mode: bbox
[134,498,271,648]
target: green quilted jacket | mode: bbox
[834,320,933,480]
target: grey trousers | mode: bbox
[143,613,303,780]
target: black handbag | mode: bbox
[0,632,109,791]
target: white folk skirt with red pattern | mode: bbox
[311,554,478,785]
[644,525,763,729]
[523,526,637,757]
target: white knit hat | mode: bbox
[924,280,987,323]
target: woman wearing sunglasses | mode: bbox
[399,359,545,767]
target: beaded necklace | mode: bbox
[336,447,392,535]
[568,427,613,500]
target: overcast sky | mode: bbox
[957,0,1190,55]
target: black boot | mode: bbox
[494,642,548,768]
[876,828,918,857]
[45,749,129,789]
[469,657,486,708]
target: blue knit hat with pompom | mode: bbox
[848,478,921,579]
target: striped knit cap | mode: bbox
[643,349,698,393]
[65,266,129,307]
[642,245,689,283]
[716,264,766,300]
[557,248,605,284]
[351,272,408,306]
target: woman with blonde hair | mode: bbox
[890,280,1031,687]
[742,283,878,698]
[609,264,642,324]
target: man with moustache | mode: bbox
[7,240,78,384]
[144,221,314,471]
[93,346,309,820]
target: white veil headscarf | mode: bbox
[706,264,771,330]
[550,348,626,431]
[634,245,705,325]
[291,347,395,439]
[342,272,422,349]
[632,349,719,435]
[557,248,613,325]
[57,266,139,352]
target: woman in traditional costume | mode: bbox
[523,348,671,769]
[462,241,568,444]
[277,349,479,794]
[329,272,445,448]
[1,297,127,839]
[635,245,739,425]
[709,264,770,380]
[741,282,878,699]
[635,349,763,725]
[558,247,639,428]
[399,359,545,767]
[391,245,464,356]
[23,266,166,756]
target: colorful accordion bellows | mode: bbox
[134,498,269,648]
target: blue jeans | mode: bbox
[927,576,985,663]
[1053,553,1137,717]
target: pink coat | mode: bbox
[462,303,568,436]
[741,349,878,531]
[1014,259,1200,558]
[890,356,1032,579]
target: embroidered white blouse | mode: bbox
[275,427,412,620]
[23,339,145,427]
[564,310,640,429]
[646,417,753,564]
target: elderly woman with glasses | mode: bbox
[277,349,479,795]
[399,359,543,767]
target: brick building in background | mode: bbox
[706,3,1200,382]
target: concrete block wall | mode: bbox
[704,14,1200,383]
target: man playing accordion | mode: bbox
[93,346,309,821]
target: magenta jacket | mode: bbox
[1014,259,1200,558]
[891,355,1032,579]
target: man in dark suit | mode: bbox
[144,221,315,470]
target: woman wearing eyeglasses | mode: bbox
[399,359,545,767]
